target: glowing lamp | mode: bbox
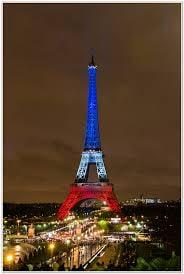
[66,239,71,245]
[49,243,55,250]
[6,255,13,263]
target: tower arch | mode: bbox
[58,183,121,220]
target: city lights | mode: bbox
[3,199,180,271]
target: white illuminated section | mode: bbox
[76,151,108,182]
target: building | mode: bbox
[124,196,161,205]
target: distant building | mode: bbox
[144,198,161,204]
[124,195,161,205]
[124,198,142,205]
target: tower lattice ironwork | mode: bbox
[58,56,121,220]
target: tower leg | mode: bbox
[95,153,108,181]
[75,153,89,182]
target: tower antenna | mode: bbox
[89,48,96,66]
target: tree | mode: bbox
[131,255,180,271]
[131,257,152,271]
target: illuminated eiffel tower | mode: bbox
[58,56,121,220]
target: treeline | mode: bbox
[3,203,60,218]
[122,202,180,219]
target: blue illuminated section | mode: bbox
[75,57,108,183]
[84,63,101,150]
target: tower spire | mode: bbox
[89,55,96,67]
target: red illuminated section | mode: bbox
[57,183,121,220]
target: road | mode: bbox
[87,243,119,270]
[64,242,104,269]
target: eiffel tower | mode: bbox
[58,56,121,220]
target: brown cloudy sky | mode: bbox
[3,3,181,203]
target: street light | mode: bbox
[49,243,55,250]
[66,239,71,269]
[66,239,71,245]
[48,243,55,260]
[6,255,13,263]
[6,254,13,270]
[76,237,81,268]
[17,220,21,235]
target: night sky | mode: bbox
[4,4,181,203]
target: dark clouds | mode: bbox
[3,3,180,202]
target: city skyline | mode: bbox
[4,3,181,203]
